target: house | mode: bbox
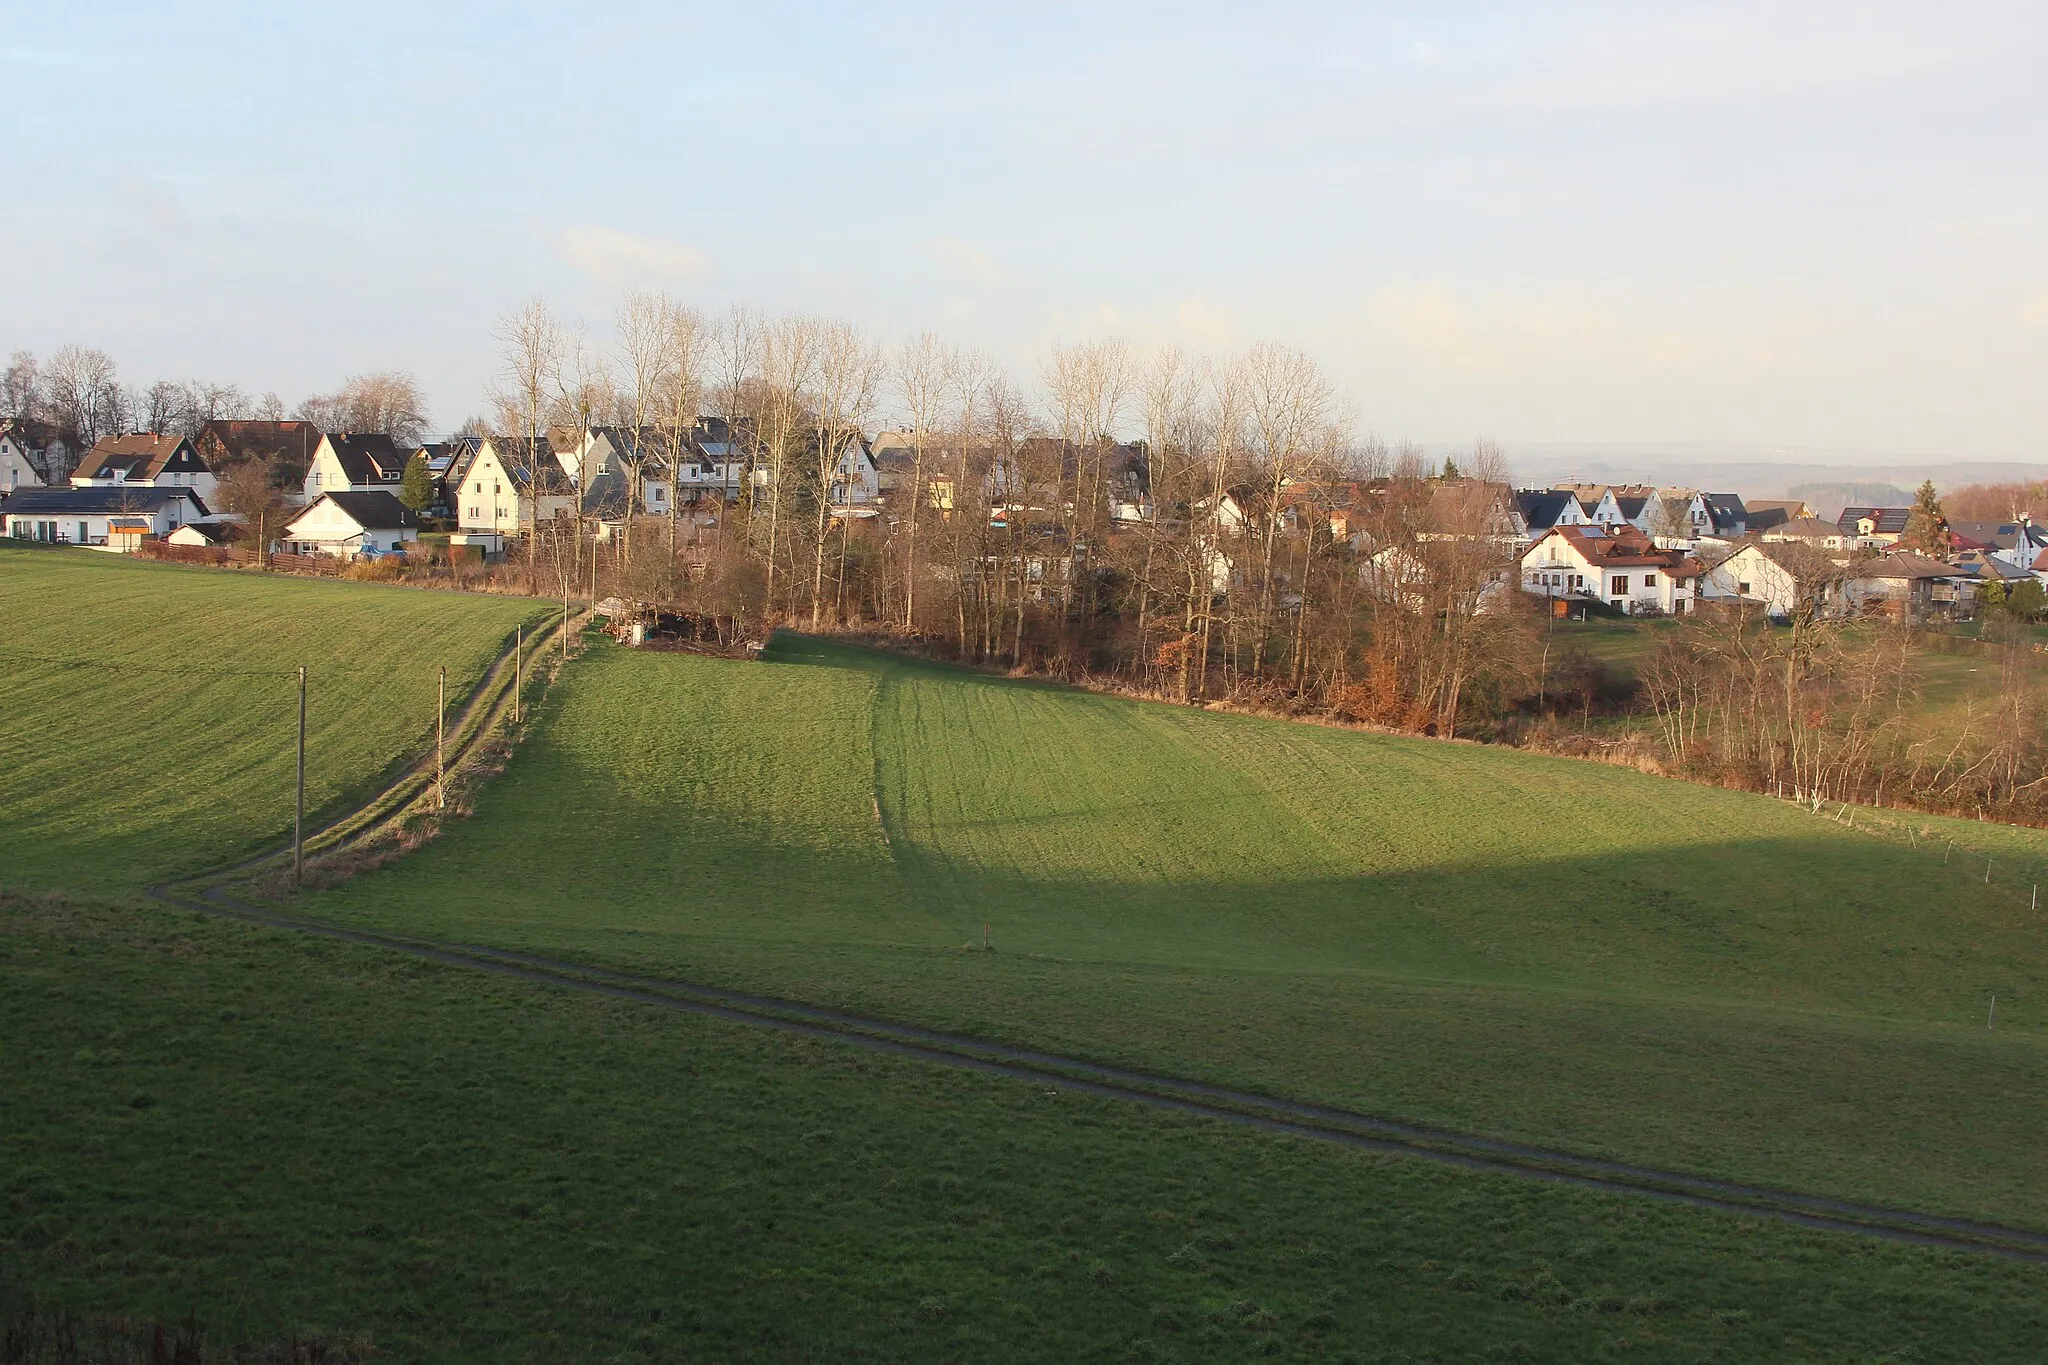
[1519,525,1702,615]
[1696,542,1838,619]
[1514,489,1595,537]
[282,491,421,558]
[166,521,244,548]
[195,420,321,491]
[71,433,215,498]
[1702,493,1748,539]
[1838,551,1962,620]
[1743,499,1811,533]
[828,436,881,513]
[1836,506,1912,549]
[0,418,70,492]
[3,485,210,546]
[1761,515,1849,552]
[301,432,411,501]
[451,436,576,538]
[1947,518,2048,575]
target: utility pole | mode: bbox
[294,665,307,887]
[514,623,523,724]
[436,664,446,810]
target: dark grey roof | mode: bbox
[1948,520,2048,552]
[1614,494,1649,519]
[324,433,409,485]
[1704,493,1747,532]
[1515,489,1576,529]
[1838,506,1911,534]
[305,490,420,530]
[0,486,209,515]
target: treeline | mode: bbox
[1,345,431,466]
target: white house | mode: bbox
[282,491,421,558]
[1696,542,1825,619]
[301,433,411,502]
[1761,515,1850,552]
[0,418,68,492]
[453,437,576,536]
[1520,526,1701,615]
[828,436,881,512]
[70,433,215,499]
[3,486,210,547]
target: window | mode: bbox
[1610,576,1628,595]
[1643,572,1656,587]
[1738,581,1751,595]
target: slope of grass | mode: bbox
[0,546,546,895]
[8,893,2047,1363]
[302,637,2048,1228]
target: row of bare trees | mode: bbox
[3,346,431,454]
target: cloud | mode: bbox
[919,236,1003,285]
[556,225,708,289]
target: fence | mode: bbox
[137,542,345,575]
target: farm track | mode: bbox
[144,625,2048,1266]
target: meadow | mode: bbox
[0,544,546,894]
[9,551,2048,1358]
[303,636,2048,1230]
[8,891,2048,1362]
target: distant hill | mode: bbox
[1454,441,2047,502]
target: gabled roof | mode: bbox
[1525,525,1688,568]
[1765,515,1840,540]
[172,521,243,544]
[198,419,321,468]
[0,485,209,515]
[320,432,410,484]
[1704,492,1747,531]
[478,436,576,494]
[1847,551,1953,581]
[1514,489,1576,530]
[74,433,204,483]
[1947,520,2048,553]
[289,490,420,533]
[1837,506,1911,535]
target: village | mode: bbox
[4,411,2043,627]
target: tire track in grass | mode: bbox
[135,878,2048,1264]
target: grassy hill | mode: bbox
[0,545,546,894]
[300,636,2048,1229]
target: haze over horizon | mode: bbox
[5,1,2045,463]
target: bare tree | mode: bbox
[213,461,290,567]
[808,320,884,628]
[893,331,952,630]
[44,344,126,447]
[2,351,40,419]
[298,371,429,443]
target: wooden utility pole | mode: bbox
[293,665,307,887]
[514,623,523,723]
[436,664,446,810]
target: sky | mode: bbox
[4,0,2046,460]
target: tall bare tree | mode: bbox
[893,331,952,630]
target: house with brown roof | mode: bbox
[1839,551,1964,620]
[70,433,215,499]
[195,419,322,491]
[1519,525,1703,615]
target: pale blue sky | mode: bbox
[4,1,2045,456]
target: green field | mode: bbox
[8,553,2048,1358]
[9,893,2048,1362]
[0,545,545,894]
[296,636,2048,1232]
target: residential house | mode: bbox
[71,433,215,499]
[301,432,410,501]
[195,419,321,491]
[166,521,244,549]
[451,436,576,539]
[1947,518,2048,576]
[3,485,210,546]
[1743,499,1811,534]
[1761,515,1850,552]
[1519,526,1702,615]
[827,435,881,514]
[1696,542,1837,620]
[1514,489,1594,537]
[1836,506,1912,550]
[1702,493,1748,539]
[1838,551,1962,620]
[0,418,69,492]
[282,491,421,558]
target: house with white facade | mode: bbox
[1520,526,1702,615]
[282,491,420,558]
[828,436,881,514]
[1761,515,1850,552]
[3,486,210,546]
[0,418,69,492]
[70,433,215,499]
[452,437,576,539]
[1696,542,1837,619]
[301,433,410,502]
